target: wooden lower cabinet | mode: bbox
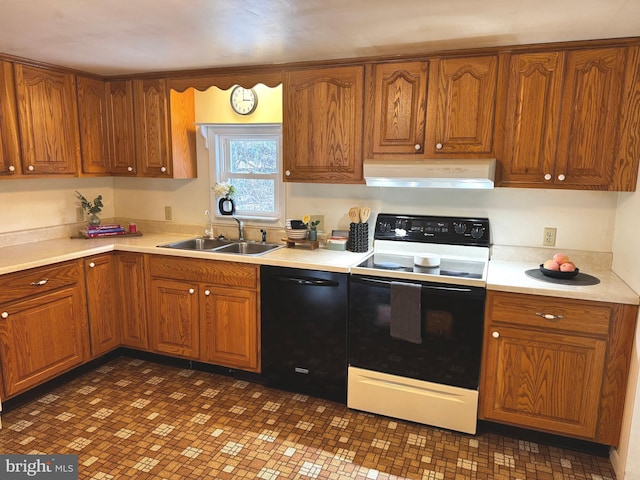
[149,278,200,358]
[147,255,260,372]
[0,261,89,398]
[84,254,120,357]
[479,291,637,445]
[115,253,149,350]
[200,286,258,370]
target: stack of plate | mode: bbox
[286,219,308,240]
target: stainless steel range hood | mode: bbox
[363,158,496,189]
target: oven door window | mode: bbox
[348,275,485,389]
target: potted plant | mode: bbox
[303,215,320,241]
[76,191,103,226]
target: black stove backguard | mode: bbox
[373,213,490,247]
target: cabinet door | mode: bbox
[0,61,21,177]
[0,287,88,397]
[426,56,498,154]
[106,80,137,175]
[150,278,199,358]
[480,326,607,439]
[77,76,110,175]
[134,78,171,177]
[84,255,120,357]
[365,61,428,156]
[115,253,149,350]
[555,47,626,188]
[14,65,80,175]
[200,287,258,371]
[283,65,364,183]
[500,52,565,186]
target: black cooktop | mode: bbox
[357,253,485,279]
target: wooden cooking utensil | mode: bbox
[349,207,360,223]
[359,207,371,223]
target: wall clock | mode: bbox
[230,86,258,115]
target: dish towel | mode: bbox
[390,281,422,344]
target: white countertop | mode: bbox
[1,235,638,306]
[0,233,371,276]
[487,259,639,305]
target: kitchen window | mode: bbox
[205,124,283,223]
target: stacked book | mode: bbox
[80,224,127,238]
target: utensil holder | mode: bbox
[348,222,369,252]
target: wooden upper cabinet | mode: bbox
[425,55,499,155]
[500,47,637,190]
[77,76,111,175]
[14,64,81,175]
[555,47,626,188]
[283,65,365,183]
[106,80,137,175]
[364,61,428,157]
[134,78,171,177]
[0,61,21,177]
[500,51,565,186]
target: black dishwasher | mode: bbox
[260,265,348,403]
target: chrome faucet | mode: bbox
[204,210,214,239]
[233,216,245,241]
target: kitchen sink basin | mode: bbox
[157,237,283,256]
[158,237,234,251]
[213,241,284,256]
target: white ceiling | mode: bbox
[1,0,639,76]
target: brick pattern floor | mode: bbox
[0,357,617,479]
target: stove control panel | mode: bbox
[374,214,490,246]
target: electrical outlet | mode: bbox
[164,206,172,221]
[76,206,85,222]
[543,227,557,247]
[310,215,324,231]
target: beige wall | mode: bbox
[611,177,640,479]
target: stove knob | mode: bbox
[454,223,467,234]
[470,227,485,239]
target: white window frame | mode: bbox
[205,124,283,225]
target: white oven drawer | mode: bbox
[347,366,478,434]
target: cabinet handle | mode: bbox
[8,165,15,172]
[492,331,500,338]
[414,144,421,151]
[161,166,167,173]
[28,165,34,171]
[204,290,211,296]
[285,170,291,177]
[89,262,96,268]
[1,312,8,319]
[535,312,563,321]
[30,278,49,286]
[436,143,443,150]
[127,166,133,172]
[188,288,195,294]
[557,174,566,181]
[544,174,552,181]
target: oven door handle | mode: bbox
[354,276,475,293]
[276,276,340,287]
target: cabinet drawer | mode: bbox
[0,261,81,304]
[148,255,257,289]
[486,291,611,337]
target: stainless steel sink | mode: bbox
[213,241,284,256]
[158,237,234,251]
[157,237,283,256]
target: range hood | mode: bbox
[363,158,496,189]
